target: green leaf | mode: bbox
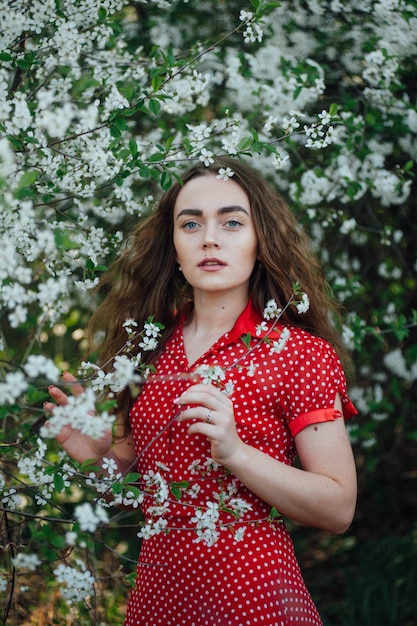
[264,1,281,10]
[238,136,253,151]
[124,472,141,483]
[118,148,131,162]
[129,139,138,158]
[148,152,165,163]
[110,124,121,139]
[125,571,137,589]
[18,170,39,190]
[170,480,189,501]
[139,164,150,178]
[148,98,161,115]
[160,170,172,190]
[151,73,163,92]
[150,167,161,181]
[113,116,127,131]
[293,86,302,100]
[16,53,36,70]
[98,6,107,20]
[241,332,252,348]
[51,534,66,548]
[54,473,65,493]
[329,103,339,117]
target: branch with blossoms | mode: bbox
[1,286,309,613]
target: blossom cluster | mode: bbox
[53,561,95,605]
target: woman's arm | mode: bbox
[176,386,357,534]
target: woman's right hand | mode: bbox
[44,371,113,465]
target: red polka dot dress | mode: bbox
[125,299,357,626]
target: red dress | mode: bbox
[125,300,357,626]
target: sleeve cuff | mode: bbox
[289,408,343,437]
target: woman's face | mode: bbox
[173,174,259,300]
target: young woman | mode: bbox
[47,157,357,626]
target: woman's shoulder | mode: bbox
[255,324,343,374]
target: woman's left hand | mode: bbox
[174,383,243,466]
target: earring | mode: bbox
[178,265,182,272]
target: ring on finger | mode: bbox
[206,409,212,423]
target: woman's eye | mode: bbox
[225,219,242,228]
[183,221,199,230]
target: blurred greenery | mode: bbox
[1,0,416,623]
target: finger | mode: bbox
[62,371,85,397]
[178,406,216,424]
[43,400,58,414]
[174,386,224,409]
[48,385,70,406]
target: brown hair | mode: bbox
[88,156,350,429]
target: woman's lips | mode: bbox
[198,258,226,269]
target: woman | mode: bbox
[47,157,357,625]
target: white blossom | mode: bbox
[243,23,263,44]
[269,328,291,354]
[239,10,253,23]
[256,321,269,336]
[295,293,310,314]
[216,167,234,180]
[23,355,60,383]
[340,218,357,234]
[143,470,169,504]
[272,152,290,170]
[137,517,168,540]
[282,112,301,133]
[139,335,158,351]
[263,299,282,320]
[199,148,214,167]
[65,531,78,546]
[0,371,28,406]
[1,488,23,511]
[12,553,41,572]
[383,349,417,383]
[40,388,115,440]
[195,364,225,384]
[54,561,95,604]
[233,526,246,542]
[74,502,109,532]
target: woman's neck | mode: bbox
[189,290,248,335]
[182,290,249,365]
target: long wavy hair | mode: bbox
[88,156,350,431]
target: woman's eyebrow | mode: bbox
[176,205,249,219]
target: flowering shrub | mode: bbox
[1,0,416,622]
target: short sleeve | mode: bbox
[278,332,358,437]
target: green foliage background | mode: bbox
[0,0,416,624]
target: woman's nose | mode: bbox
[202,224,220,248]
[203,239,220,249]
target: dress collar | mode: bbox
[179,298,283,349]
[225,297,283,344]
